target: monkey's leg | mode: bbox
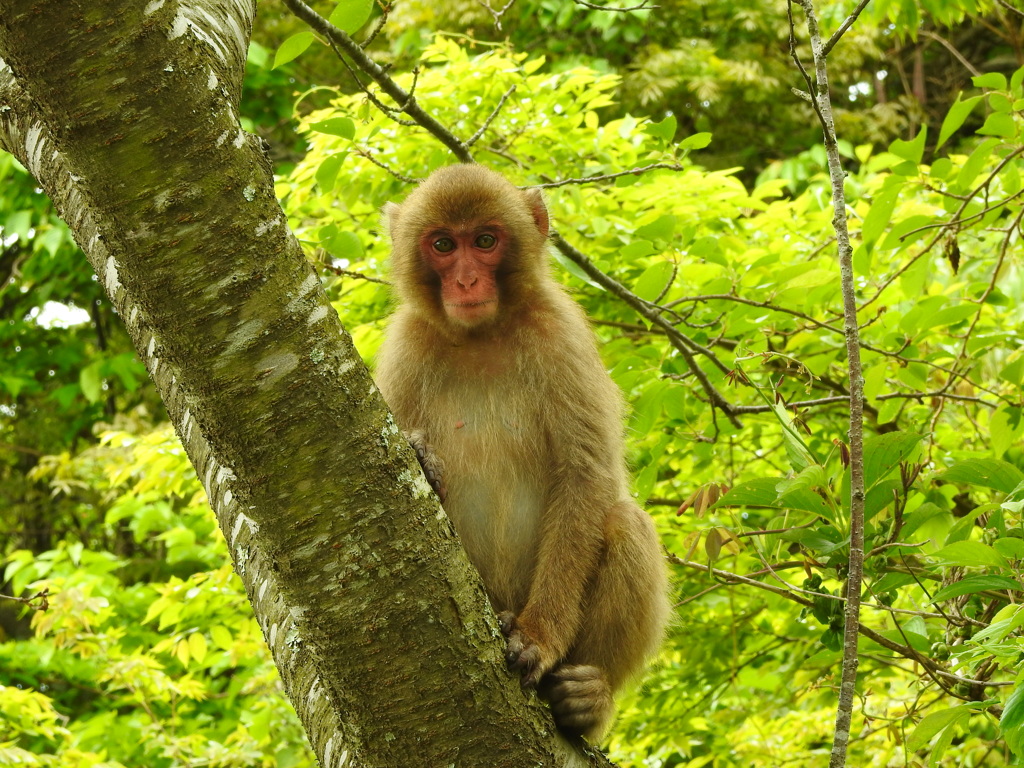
[405,430,447,502]
[542,502,669,741]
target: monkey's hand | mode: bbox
[405,430,446,503]
[498,610,559,689]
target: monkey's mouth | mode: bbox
[444,299,498,324]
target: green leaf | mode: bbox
[634,261,676,302]
[991,93,1014,113]
[863,432,923,491]
[315,153,346,192]
[995,537,1024,560]
[621,239,657,260]
[320,228,365,260]
[974,603,1024,643]
[931,575,1021,603]
[973,72,1008,91]
[273,32,314,69]
[939,459,1024,494]
[908,705,972,751]
[937,95,983,148]
[1013,65,1024,95]
[689,235,724,266]
[716,478,782,508]
[861,182,902,246]
[978,112,1016,139]
[679,132,712,150]
[993,407,1024,458]
[956,137,1000,190]
[79,362,103,404]
[5,209,32,240]
[309,117,356,140]
[1001,682,1024,734]
[645,115,677,143]
[889,128,926,164]
[634,215,676,243]
[930,540,1008,569]
[768,402,817,472]
[329,0,374,33]
[776,486,838,523]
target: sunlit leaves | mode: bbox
[328,0,374,33]
[273,31,314,69]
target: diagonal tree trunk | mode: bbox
[0,2,606,765]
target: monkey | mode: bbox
[374,164,670,741]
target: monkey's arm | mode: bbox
[504,365,623,687]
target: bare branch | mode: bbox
[466,85,517,148]
[669,555,1010,690]
[533,162,684,188]
[996,0,1024,17]
[790,1,868,764]
[551,233,743,427]
[572,0,657,10]
[354,147,419,183]
[821,0,872,57]
[360,0,391,49]
[919,29,982,77]
[281,0,474,162]
[478,0,518,30]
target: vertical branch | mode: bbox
[790,2,868,767]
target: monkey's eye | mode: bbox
[475,233,497,249]
[433,237,456,253]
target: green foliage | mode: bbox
[1,429,314,768]
[5,7,1024,768]
[271,41,1024,764]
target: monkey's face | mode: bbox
[420,222,506,327]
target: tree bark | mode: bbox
[0,2,605,765]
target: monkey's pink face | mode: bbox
[422,223,505,326]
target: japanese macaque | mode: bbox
[374,164,670,741]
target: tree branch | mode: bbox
[789,2,868,765]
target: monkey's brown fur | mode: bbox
[375,164,670,740]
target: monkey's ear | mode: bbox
[523,189,549,239]
[381,202,401,235]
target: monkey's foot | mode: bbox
[540,665,614,742]
[405,430,446,502]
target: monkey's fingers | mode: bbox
[504,631,546,688]
[404,430,447,502]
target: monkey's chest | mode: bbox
[429,401,546,611]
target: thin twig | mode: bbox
[478,0,518,30]
[354,147,419,182]
[552,233,743,427]
[669,555,1010,689]
[360,1,391,49]
[466,85,517,148]
[996,0,1024,17]
[533,162,685,189]
[282,0,474,162]
[821,0,873,57]
[919,29,982,77]
[572,0,656,10]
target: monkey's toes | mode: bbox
[496,610,517,637]
[542,665,614,741]
[405,430,447,502]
